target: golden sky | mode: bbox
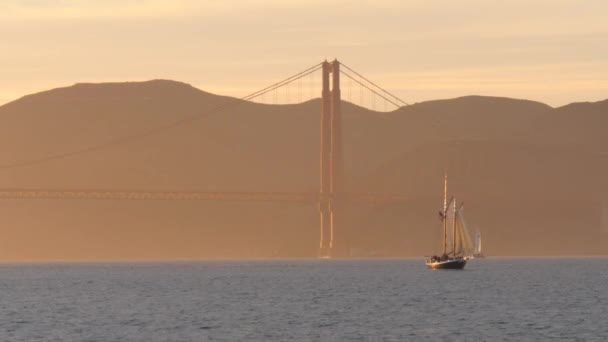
[1,0,607,106]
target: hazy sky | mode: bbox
[1,0,607,107]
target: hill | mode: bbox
[0,80,606,260]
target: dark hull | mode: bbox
[426,258,467,270]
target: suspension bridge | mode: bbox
[0,59,412,257]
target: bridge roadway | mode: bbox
[0,189,410,204]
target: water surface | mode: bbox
[1,258,607,341]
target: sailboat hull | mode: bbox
[425,258,467,270]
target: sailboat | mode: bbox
[425,174,474,270]
[473,228,485,258]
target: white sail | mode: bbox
[445,201,474,258]
[455,205,475,257]
[474,229,482,255]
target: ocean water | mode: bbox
[1,258,607,341]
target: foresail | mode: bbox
[455,205,475,257]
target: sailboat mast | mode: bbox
[453,197,457,257]
[443,173,447,255]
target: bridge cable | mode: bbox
[340,70,402,109]
[340,62,411,107]
[0,63,323,171]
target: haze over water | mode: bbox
[1,1,607,260]
[2,258,607,341]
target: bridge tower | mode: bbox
[319,59,343,257]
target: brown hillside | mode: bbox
[0,80,606,260]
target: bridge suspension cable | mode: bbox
[0,62,323,171]
[340,62,411,107]
[340,70,402,109]
[240,62,322,102]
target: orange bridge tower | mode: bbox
[319,59,343,257]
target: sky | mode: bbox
[1,0,607,107]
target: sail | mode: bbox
[445,201,475,257]
[455,206,475,257]
[474,229,482,255]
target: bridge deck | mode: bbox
[0,189,410,203]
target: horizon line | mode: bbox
[2,78,607,109]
